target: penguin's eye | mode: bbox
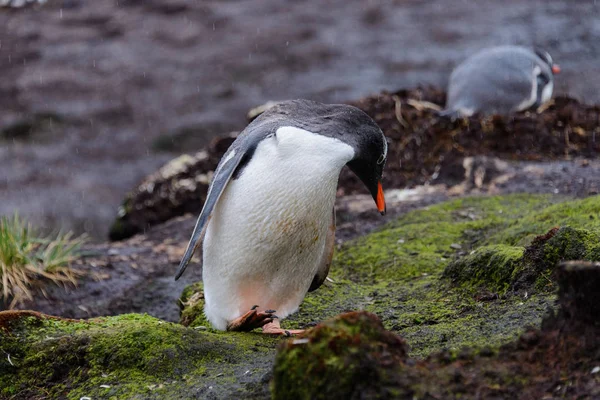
[377,154,386,165]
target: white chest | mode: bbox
[201,126,354,326]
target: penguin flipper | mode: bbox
[308,207,336,292]
[174,146,250,280]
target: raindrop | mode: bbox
[59,8,63,18]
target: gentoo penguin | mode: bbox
[441,46,561,117]
[174,99,387,335]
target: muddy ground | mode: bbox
[12,156,600,322]
[2,0,600,239]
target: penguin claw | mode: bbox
[226,307,277,332]
[264,309,276,313]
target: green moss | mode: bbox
[298,195,599,356]
[334,221,469,283]
[518,226,600,292]
[486,195,600,246]
[178,282,211,328]
[444,225,600,299]
[0,313,280,399]
[333,194,556,283]
[444,245,524,294]
[286,280,365,329]
[273,311,410,400]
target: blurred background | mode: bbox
[1,0,599,240]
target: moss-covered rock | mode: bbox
[443,244,524,294]
[0,312,280,399]
[273,311,410,400]
[445,225,600,295]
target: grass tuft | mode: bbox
[0,214,86,308]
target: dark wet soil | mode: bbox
[9,155,600,322]
[2,0,600,239]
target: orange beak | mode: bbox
[552,64,561,74]
[376,181,386,215]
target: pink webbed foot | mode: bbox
[226,305,276,332]
[261,319,305,336]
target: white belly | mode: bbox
[202,126,354,330]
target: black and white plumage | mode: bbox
[442,46,561,117]
[175,99,387,334]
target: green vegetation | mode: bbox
[0,214,86,308]
[0,313,278,399]
[3,194,599,398]
[283,195,598,355]
[179,281,211,328]
[273,311,410,400]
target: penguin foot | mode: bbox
[226,306,276,332]
[261,320,305,336]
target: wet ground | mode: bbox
[13,156,600,322]
[1,0,600,239]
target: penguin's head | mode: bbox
[534,48,561,75]
[313,103,388,215]
[344,120,388,215]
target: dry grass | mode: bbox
[0,214,86,308]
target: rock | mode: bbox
[445,155,515,195]
[272,311,409,400]
[0,311,278,399]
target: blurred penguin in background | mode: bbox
[441,46,561,117]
